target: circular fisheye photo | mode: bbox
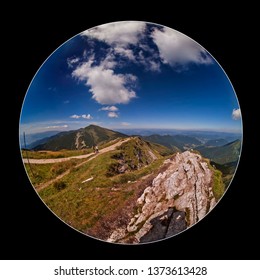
[20,21,242,244]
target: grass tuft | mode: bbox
[53,181,67,191]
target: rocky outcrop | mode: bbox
[75,132,87,150]
[107,137,159,176]
[140,208,187,243]
[107,151,216,243]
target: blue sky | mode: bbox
[20,21,242,135]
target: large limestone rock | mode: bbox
[107,151,216,243]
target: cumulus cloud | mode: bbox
[70,114,81,119]
[82,21,146,47]
[81,22,161,70]
[100,106,120,119]
[114,47,135,61]
[67,57,80,68]
[72,56,137,105]
[149,60,161,72]
[136,49,161,72]
[82,114,93,119]
[232,108,241,120]
[108,111,119,118]
[100,106,119,111]
[71,22,214,110]
[72,22,165,109]
[99,52,117,69]
[151,27,212,67]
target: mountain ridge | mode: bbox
[197,139,241,165]
[27,125,242,171]
[143,134,202,151]
[32,125,127,151]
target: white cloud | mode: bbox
[72,22,214,111]
[45,125,68,129]
[136,49,161,72]
[149,60,161,72]
[70,114,81,119]
[232,108,241,120]
[82,114,93,119]
[121,122,131,126]
[151,27,213,67]
[70,114,93,119]
[108,111,119,118]
[81,22,149,69]
[99,52,117,69]
[100,106,120,119]
[114,47,135,61]
[20,121,86,135]
[82,21,146,47]
[67,57,80,68]
[72,57,137,105]
[100,106,119,111]
[64,100,70,104]
[72,22,165,112]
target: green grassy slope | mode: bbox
[36,138,168,235]
[197,140,241,164]
[143,134,201,151]
[34,125,127,151]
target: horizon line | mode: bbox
[20,124,242,135]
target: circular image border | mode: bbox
[19,21,243,245]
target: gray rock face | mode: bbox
[140,208,187,243]
[75,132,87,150]
[107,151,216,243]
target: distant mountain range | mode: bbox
[31,125,126,151]
[117,128,241,142]
[197,140,241,165]
[20,130,62,147]
[23,125,242,166]
[205,138,229,146]
[143,134,202,151]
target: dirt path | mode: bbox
[34,138,130,192]
[23,138,130,164]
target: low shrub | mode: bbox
[53,181,67,191]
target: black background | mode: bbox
[2,6,258,260]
